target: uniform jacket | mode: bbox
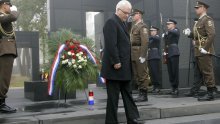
[148,35,161,60]
[130,21,149,61]
[0,11,19,57]
[164,28,180,58]
[101,14,132,81]
[190,14,215,57]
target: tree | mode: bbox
[11,0,47,76]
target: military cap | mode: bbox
[0,0,12,6]
[0,0,11,3]
[167,19,177,25]
[150,26,159,31]
[131,9,144,16]
[194,1,209,9]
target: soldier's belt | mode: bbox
[168,44,178,47]
[148,48,158,51]
[0,36,15,39]
[132,43,141,46]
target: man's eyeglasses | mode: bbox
[4,2,12,7]
[119,8,131,15]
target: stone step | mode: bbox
[144,113,220,124]
[2,100,220,124]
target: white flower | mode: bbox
[61,60,66,64]
[78,56,82,60]
[62,59,68,64]
[73,64,77,68]
[79,52,83,55]
[78,65,82,69]
[68,62,72,66]
[72,59,75,64]
[71,53,75,56]
[65,59,68,63]
[61,55,65,59]
[76,53,80,56]
[68,51,72,55]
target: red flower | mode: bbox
[70,50,75,53]
[72,55,76,59]
[70,45,75,49]
[64,47,69,51]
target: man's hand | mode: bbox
[10,5,17,12]
[200,48,208,54]
[183,28,191,36]
[114,63,121,70]
[139,57,146,64]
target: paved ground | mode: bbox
[1,84,220,124]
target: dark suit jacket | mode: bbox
[0,11,19,57]
[101,14,132,81]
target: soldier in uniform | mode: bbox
[148,26,161,93]
[0,0,19,113]
[184,18,204,97]
[163,19,180,96]
[130,9,149,102]
[183,1,216,101]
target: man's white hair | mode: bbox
[116,0,132,11]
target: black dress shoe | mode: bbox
[151,88,161,94]
[198,87,214,101]
[184,91,198,97]
[127,119,143,124]
[0,103,17,113]
[198,93,214,101]
[134,90,148,102]
[169,89,179,96]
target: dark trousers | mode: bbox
[167,56,179,89]
[105,80,139,124]
[190,59,203,92]
[0,55,14,99]
[148,59,160,88]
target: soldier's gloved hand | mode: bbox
[139,57,146,63]
[162,32,168,38]
[163,52,167,55]
[10,5,17,12]
[192,40,196,46]
[183,28,191,36]
[200,48,208,54]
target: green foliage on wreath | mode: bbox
[46,29,98,92]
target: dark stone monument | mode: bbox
[16,31,76,101]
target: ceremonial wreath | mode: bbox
[46,29,98,95]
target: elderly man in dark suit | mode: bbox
[101,1,140,124]
[0,0,19,113]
